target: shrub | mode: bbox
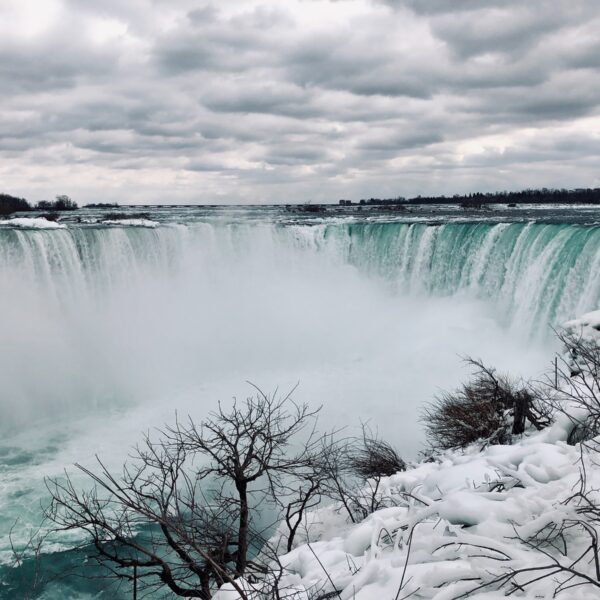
[346,427,406,478]
[422,359,549,451]
[315,426,407,523]
[543,330,600,445]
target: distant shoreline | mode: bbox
[3,186,600,217]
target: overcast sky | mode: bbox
[1,0,599,204]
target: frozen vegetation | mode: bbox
[267,418,591,600]
[565,309,600,344]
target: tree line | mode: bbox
[4,187,600,217]
[339,187,600,207]
[0,193,78,216]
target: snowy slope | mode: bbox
[265,415,600,600]
[0,217,66,229]
[565,310,600,345]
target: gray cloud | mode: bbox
[0,0,599,204]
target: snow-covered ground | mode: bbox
[214,313,600,600]
[246,414,600,600]
[565,309,600,345]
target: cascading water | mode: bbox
[1,219,599,425]
[3,221,600,338]
[311,221,600,334]
[0,209,597,598]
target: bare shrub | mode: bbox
[422,386,507,451]
[315,427,407,523]
[422,358,549,451]
[543,329,600,444]
[346,426,406,479]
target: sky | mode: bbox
[1,0,599,205]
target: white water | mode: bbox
[0,222,558,429]
[0,224,549,440]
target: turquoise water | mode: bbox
[316,221,600,334]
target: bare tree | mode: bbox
[282,468,324,553]
[6,520,51,600]
[540,329,600,444]
[315,426,407,524]
[45,387,323,599]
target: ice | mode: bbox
[564,309,600,343]
[102,218,159,227]
[0,217,66,229]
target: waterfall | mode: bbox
[0,218,596,428]
[312,221,600,333]
[0,217,568,571]
[2,221,600,335]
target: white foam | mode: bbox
[102,218,159,227]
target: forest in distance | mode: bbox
[2,187,600,216]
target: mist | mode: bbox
[0,223,553,446]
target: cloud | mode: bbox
[0,0,599,204]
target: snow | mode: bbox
[266,417,600,599]
[564,309,600,344]
[0,217,66,229]
[102,218,159,227]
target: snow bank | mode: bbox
[564,310,600,344]
[0,217,66,229]
[102,218,159,227]
[270,425,599,599]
